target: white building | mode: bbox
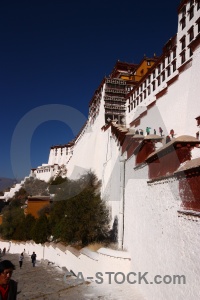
[11,1,200,299]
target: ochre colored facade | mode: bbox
[134,58,156,81]
[25,196,50,218]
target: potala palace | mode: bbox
[3,1,200,299]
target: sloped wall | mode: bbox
[124,155,200,300]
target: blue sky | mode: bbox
[0,0,180,179]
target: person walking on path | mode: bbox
[170,129,174,138]
[146,127,151,135]
[31,252,36,267]
[159,127,163,136]
[19,253,24,269]
[0,260,17,300]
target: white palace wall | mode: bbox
[123,155,200,300]
[0,240,131,286]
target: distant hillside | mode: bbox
[0,177,17,192]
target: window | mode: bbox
[140,94,143,103]
[197,0,200,10]
[157,64,161,74]
[180,36,186,50]
[131,103,133,110]
[172,61,176,72]
[148,75,151,84]
[157,76,160,86]
[153,71,156,79]
[144,81,146,88]
[162,60,165,69]
[143,90,146,99]
[162,71,165,82]
[167,54,171,64]
[197,18,200,33]
[134,101,136,108]
[181,6,186,17]
[167,66,171,77]
[189,47,193,57]
[189,6,194,20]
[148,86,151,96]
[147,61,151,66]
[181,51,186,64]
[152,81,156,91]
[188,26,194,42]
[180,17,186,29]
[173,48,176,59]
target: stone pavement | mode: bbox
[2,253,146,300]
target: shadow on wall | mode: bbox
[109,216,118,243]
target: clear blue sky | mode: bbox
[0,0,180,180]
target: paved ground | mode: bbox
[2,253,146,300]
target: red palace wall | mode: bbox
[136,142,155,165]
[148,147,191,179]
[179,174,200,212]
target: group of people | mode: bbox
[18,251,37,269]
[0,248,6,257]
[141,126,175,138]
[134,126,176,144]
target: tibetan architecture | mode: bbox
[4,1,200,300]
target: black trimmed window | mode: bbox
[181,51,186,64]
[157,76,160,86]
[180,16,186,29]
[197,0,200,10]
[180,36,186,50]
[189,5,194,20]
[162,71,165,82]
[181,6,186,17]
[167,66,171,77]
[188,26,194,42]
[173,48,176,59]
[143,90,146,99]
[172,61,176,72]
[152,81,156,91]
[148,86,151,96]
[196,18,200,33]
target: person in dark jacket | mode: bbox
[0,260,17,300]
[31,252,36,267]
[170,129,174,138]
[159,127,163,136]
[166,135,171,143]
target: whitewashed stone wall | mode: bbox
[0,241,131,285]
[124,155,200,300]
